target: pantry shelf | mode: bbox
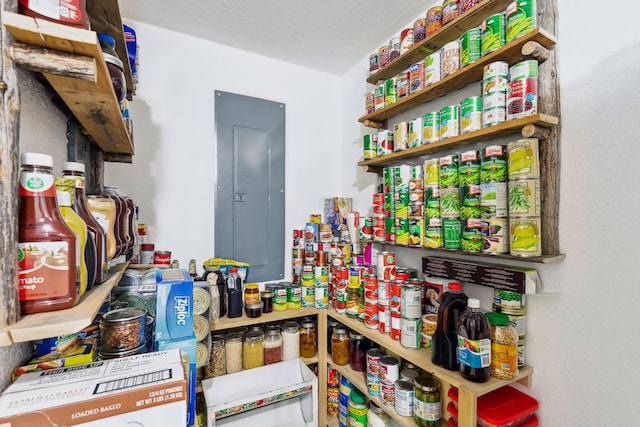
[367,0,514,84]
[361,28,557,125]
[0,262,129,347]
[2,11,134,156]
[211,307,318,332]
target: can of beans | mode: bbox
[400,28,414,54]
[394,379,415,416]
[424,158,440,185]
[461,0,482,12]
[461,217,483,252]
[369,52,379,76]
[440,40,460,78]
[440,187,460,218]
[439,156,459,188]
[507,60,538,120]
[442,0,460,25]
[389,36,401,61]
[424,217,443,248]
[484,61,509,80]
[510,217,542,257]
[380,382,396,407]
[413,18,426,42]
[397,71,410,99]
[494,288,526,310]
[481,13,506,56]
[439,105,460,139]
[425,186,440,218]
[377,130,394,156]
[422,111,440,143]
[379,44,390,68]
[442,218,461,250]
[409,61,425,95]
[459,150,480,185]
[481,217,509,254]
[481,181,508,217]
[508,178,541,216]
[460,184,482,219]
[424,52,441,87]
[506,0,537,44]
[377,251,396,281]
[460,96,482,134]
[460,27,481,68]
[378,303,390,334]
[426,6,443,35]
[481,145,508,183]
[508,138,540,179]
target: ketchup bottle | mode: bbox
[18,153,78,314]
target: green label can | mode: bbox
[481,181,508,218]
[461,218,483,252]
[460,96,482,134]
[374,83,385,111]
[440,187,460,218]
[408,217,423,247]
[394,121,409,151]
[509,59,539,81]
[409,117,423,148]
[508,178,541,216]
[460,184,482,219]
[424,51,441,87]
[481,145,508,182]
[481,13,506,56]
[377,130,394,156]
[384,192,394,216]
[424,217,443,248]
[459,150,480,184]
[424,158,440,186]
[425,185,441,218]
[439,154,459,188]
[442,218,461,250]
[422,111,441,144]
[395,217,410,245]
[301,284,315,307]
[385,216,396,243]
[506,0,537,44]
[508,138,540,179]
[385,77,397,106]
[363,133,377,159]
[510,217,542,257]
[460,27,481,68]
[395,191,409,218]
[439,105,460,139]
[287,283,302,309]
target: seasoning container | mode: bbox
[97,34,127,103]
[349,332,369,372]
[282,321,300,360]
[331,326,350,365]
[244,283,260,305]
[348,389,369,426]
[242,330,264,370]
[414,375,441,426]
[225,331,243,374]
[486,312,519,379]
[264,327,283,365]
[260,290,274,313]
[245,301,263,318]
[205,334,225,378]
[299,319,317,358]
[100,307,147,352]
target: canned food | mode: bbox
[426,6,443,35]
[373,216,385,242]
[389,36,401,61]
[363,133,377,160]
[424,217,443,248]
[424,159,440,186]
[494,289,526,309]
[460,27,481,68]
[424,52,441,87]
[460,184,482,218]
[409,61,425,95]
[414,18,426,43]
[421,314,437,349]
[378,303,390,334]
[440,187,460,218]
[483,92,507,110]
[364,300,379,329]
[442,0,460,25]
[510,217,542,257]
[379,355,399,385]
[394,379,415,416]
[390,311,402,340]
[483,105,507,128]
[385,78,397,106]
[409,118,423,149]
[484,61,509,79]
[334,289,347,313]
[365,92,375,114]
[394,122,409,151]
[401,285,423,318]
[481,145,508,183]
[442,218,461,250]
[481,13,506,56]
[408,217,423,247]
[440,40,460,78]
[373,193,384,215]
[273,285,288,311]
[508,178,541,216]
[369,52,379,75]
[100,307,147,352]
[439,154,459,188]
[378,280,391,303]
[301,284,315,307]
[408,203,424,217]
[397,71,410,99]
[480,181,508,217]
[461,217,483,252]
[422,111,440,144]
[400,28,414,54]
[459,150,480,185]
[492,305,527,339]
[314,265,329,286]
[481,217,509,254]
[508,138,540,179]
[287,284,301,309]
[374,84,385,111]
[507,76,538,120]
[506,0,537,44]
[153,251,171,265]
[401,317,421,349]
[461,96,482,134]
[483,76,508,96]
[377,130,394,156]
[439,105,460,139]
[380,382,396,407]
[314,284,329,308]
[377,251,396,281]
[385,216,396,243]
[379,44,390,68]
[395,192,409,219]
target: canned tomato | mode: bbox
[426,6,443,35]
[510,217,542,257]
[508,178,541,216]
[364,301,379,329]
[373,216,385,242]
[369,52,379,76]
[373,193,384,215]
[440,40,460,78]
[377,251,396,281]
[506,0,537,44]
[414,18,426,42]
[424,51,441,87]
[385,216,396,243]
[409,117,423,148]
[378,304,390,334]
[461,96,482,134]
[379,44,390,68]
[400,28,414,53]
[374,83,385,111]
[425,186,441,218]
[363,133,377,159]
[424,217,443,248]
[461,217,483,252]
[378,280,391,304]
[439,105,460,139]
[459,150,480,185]
[481,217,509,254]
[395,192,409,218]
[442,218,461,250]
[422,111,440,143]
[377,130,394,156]
[389,36,401,61]
[481,13,506,56]
[442,0,460,25]
[409,61,425,95]
[385,77,397,106]
[481,145,508,183]
[333,265,349,290]
[397,71,410,99]
[401,317,421,350]
[460,27,481,68]
[394,122,409,151]
[508,138,540,179]
[390,310,401,340]
[481,181,508,217]
[424,158,440,185]
[440,187,460,218]
[401,285,423,318]
[460,184,482,218]
[408,217,423,247]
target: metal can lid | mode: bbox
[394,379,413,391]
[414,374,439,392]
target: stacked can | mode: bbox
[377,129,394,157]
[423,158,442,248]
[389,36,401,62]
[363,133,377,160]
[332,265,349,313]
[338,374,354,427]
[439,154,461,250]
[408,116,423,148]
[482,61,508,127]
[372,193,385,243]
[314,247,329,309]
[385,77,397,107]
[408,167,424,248]
[374,83,385,111]
[422,111,440,144]
[413,18,426,43]
[400,280,423,349]
[481,13,506,57]
[366,348,385,397]
[327,368,340,419]
[346,265,365,319]
[425,51,441,87]
[365,91,375,114]
[389,271,408,341]
[396,166,412,246]
[292,229,304,284]
[394,122,409,151]
[379,355,400,407]
[480,145,509,255]
[459,150,483,253]
[397,70,410,100]
[439,104,460,139]
[301,263,315,307]
[507,60,539,121]
[377,251,396,336]
[383,167,396,244]
[460,96,482,134]
[507,138,542,257]
[493,289,527,368]
[369,52,379,76]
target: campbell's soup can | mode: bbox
[482,217,509,254]
[378,303,390,334]
[377,251,396,281]
[424,216,443,248]
[379,355,399,385]
[380,382,396,407]
[364,300,379,329]
[153,251,171,265]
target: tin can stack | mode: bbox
[439,154,461,250]
[479,145,510,255]
[483,60,509,128]
[408,169,424,248]
[423,158,442,249]
[459,150,483,253]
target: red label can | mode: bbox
[377,251,396,281]
[364,300,379,329]
[333,265,349,290]
[334,289,347,314]
[373,216,385,242]
[378,304,390,335]
[153,251,171,265]
[389,280,403,313]
[373,193,385,215]
[364,276,378,301]
[390,310,402,340]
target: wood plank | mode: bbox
[361,28,557,124]
[367,0,514,84]
[211,307,318,331]
[0,262,129,346]
[317,310,328,427]
[9,42,97,81]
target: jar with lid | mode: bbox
[100,307,147,352]
[244,283,260,305]
[97,33,127,103]
[205,334,226,377]
[261,290,274,313]
[264,328,282,365]
[327,318,340,356]
[368,401,392,427]
[225,331,243,374]
[243,330,264,370]
[18,153,78,314]
[299,318,317,358]
[413,375,440,427]
[245,301,263,318]
[281,321,300,360]
[486,312,519,380]
[349,332,369,372]
[331,326,350,365]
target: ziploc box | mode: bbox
[155,268,194,341]
[156,336,197,427]
[0,350,186,426]
[323,197,352,231]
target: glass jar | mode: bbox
[244,283,260,305]
[413,375,440,427]
[299,318,317,358]
[243,330,264,370]
[100,307,146,352]
[260,290,274,313]
[97,33,126,103]
[225,331,243,374]
[281,321,300,360]
[368,401,391,427]
[264,328,283,365]
[331,326,350,365]
[205,334,226,377]
[327,318,340,356]
[245,301,263,318]
[349,332,369,372]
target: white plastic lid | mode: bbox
[62,161,85,173]
[468,298,480,309]
[21,152,52,167]
[56,190,71,207]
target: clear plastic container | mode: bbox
[282,320,300,360]
[242,330,264,370]
[225,331,243,374]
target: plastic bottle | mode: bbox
[18,153,78,314]
[57,190,88,298]
[431,282,467,370]
[226,268,243,318]
[457,298,492,382]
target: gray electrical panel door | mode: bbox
[214,91,285,282]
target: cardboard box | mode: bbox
[155,269,194,341]
[323,197,352,231]
[156,336,197,427]
[0,350,187,426]
[12,339,97,381]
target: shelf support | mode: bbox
[521,41,550,63]
[362,119,384,129]
[8,42,97,82]
[521,124,551,140]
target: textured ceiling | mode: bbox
[118,0,435,75]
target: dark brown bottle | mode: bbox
[102,188,125,258]
[431,282,468,370]
[457,298,491,382]
[63,162,107,285]
[19,153,77,314]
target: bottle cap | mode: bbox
[97,33,116,47]
[486,311,510,326]
[230,267,238,273]
[468,298,480,309]
[21,152,52,167]
[349,389,367,405]
[62,161,85,173]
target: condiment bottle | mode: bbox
[86,195,117,261]
[18,0,91,30]
[226,268,243,318]
[431,281,467,370]
[57,190,88,298]
[103,187,127,258]
[62,162,107,285]
[457,298,491,382]
[18,153,78,314]
[331,326,350,365]
[97,33,127,103]
[281,320,300,360]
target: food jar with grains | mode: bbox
[486,312,519,379]
[264,328,283,365]
[100,307,146,352]
[205,334,226,378]
[331,326,350,365]
[299,318,317,358]
[282,321,300,360]
[225,331,243,374]
[243,330,264,370]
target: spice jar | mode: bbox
[486,312,519,380]
[282,321,300,360]
[299,318,317,358]
[243,330,264,370]
[264,328,283,365]
[349,332,369,372]
[331,326,350,365]
[225,331,243,374]
[244,283,260,305]
[413,375,441,427]
[261,290,274,313]
[205,334,226,377]
[100,307,146,352]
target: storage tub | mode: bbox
[447,386,538,427]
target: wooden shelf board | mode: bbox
[361,28,558,124]
[301,355,319,365]
[2,11,134,155]
[211,307,318,331]
[327,307,533,397]
[367,0,515,84]
[327,415,339,427]
[327,359,418,427]
[0,262,129,346]
[358,113,558,167]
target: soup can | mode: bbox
[379,44,390,68]
[481,217,509,254]
[377,251,396,281]
[394,379,415,416]
[369,52,379,75]
[364,300,379,329]
[379,355,400,385]
[153,251,171,265]
[400,28,414,54]
[378,303,390,334]
[413,18,426,42]
[440,40,460,78]
[374,84,385,111]
[397,70,410,99]
[380,382,396,407]
[424,51,441,86]
[389,36,401,61]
